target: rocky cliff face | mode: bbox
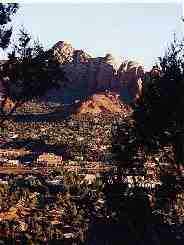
[52,41,74,64]
[49,41,145,104]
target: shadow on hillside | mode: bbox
[11,105,72,123]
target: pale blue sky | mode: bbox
[1,3,184,70]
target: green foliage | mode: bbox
[0,3,19,49]
[134,36,184,160]
[2,27,64,103]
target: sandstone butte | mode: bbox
[0,41,162,115]
[74,92,132,116]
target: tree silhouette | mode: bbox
[134,35,184,173]
[0,3,19,49]
[0,3,19,131]
[0,28,65,129]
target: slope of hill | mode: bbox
[74,91,132,116]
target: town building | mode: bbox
[37,153,63,167]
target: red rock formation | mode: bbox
[74,91,132,116]
[52,41,74,64]
[47,41,145,104]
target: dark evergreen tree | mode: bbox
[0,27,65,128]
[134,35,184,172]
[0,3,19,49]
[0,3,19,129]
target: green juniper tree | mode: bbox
[0,27,65,129]
[0,3,19,133]
[0,3,19,49]
[134,35,184,173]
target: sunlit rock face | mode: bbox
[52,41,74,64]
[51,42,118,96]
[51,41,91,65]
